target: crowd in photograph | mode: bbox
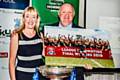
[44,33,111,51]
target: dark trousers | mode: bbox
[76,67,84,80]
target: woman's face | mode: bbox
[24,11,38,29]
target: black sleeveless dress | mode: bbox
[15,32,46,80]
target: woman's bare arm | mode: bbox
[9,33,18,80]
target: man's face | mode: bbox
[59,4,75,27]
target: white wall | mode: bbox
[85,0,120,68]
[79,0,85,27]
[86,0,120,28]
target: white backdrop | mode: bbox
[0,8,23,80]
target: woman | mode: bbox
[9,6,46,80]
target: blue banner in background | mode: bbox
[0,0,29,9]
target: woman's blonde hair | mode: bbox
[14,6,40,34]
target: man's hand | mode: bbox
[84,64,93,70]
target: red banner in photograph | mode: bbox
[45,46,112,59]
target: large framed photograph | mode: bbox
[44,26,114,68]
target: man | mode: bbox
[45,3,92,80]
[50,3,83,29]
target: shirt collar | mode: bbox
[59,23,72,29]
